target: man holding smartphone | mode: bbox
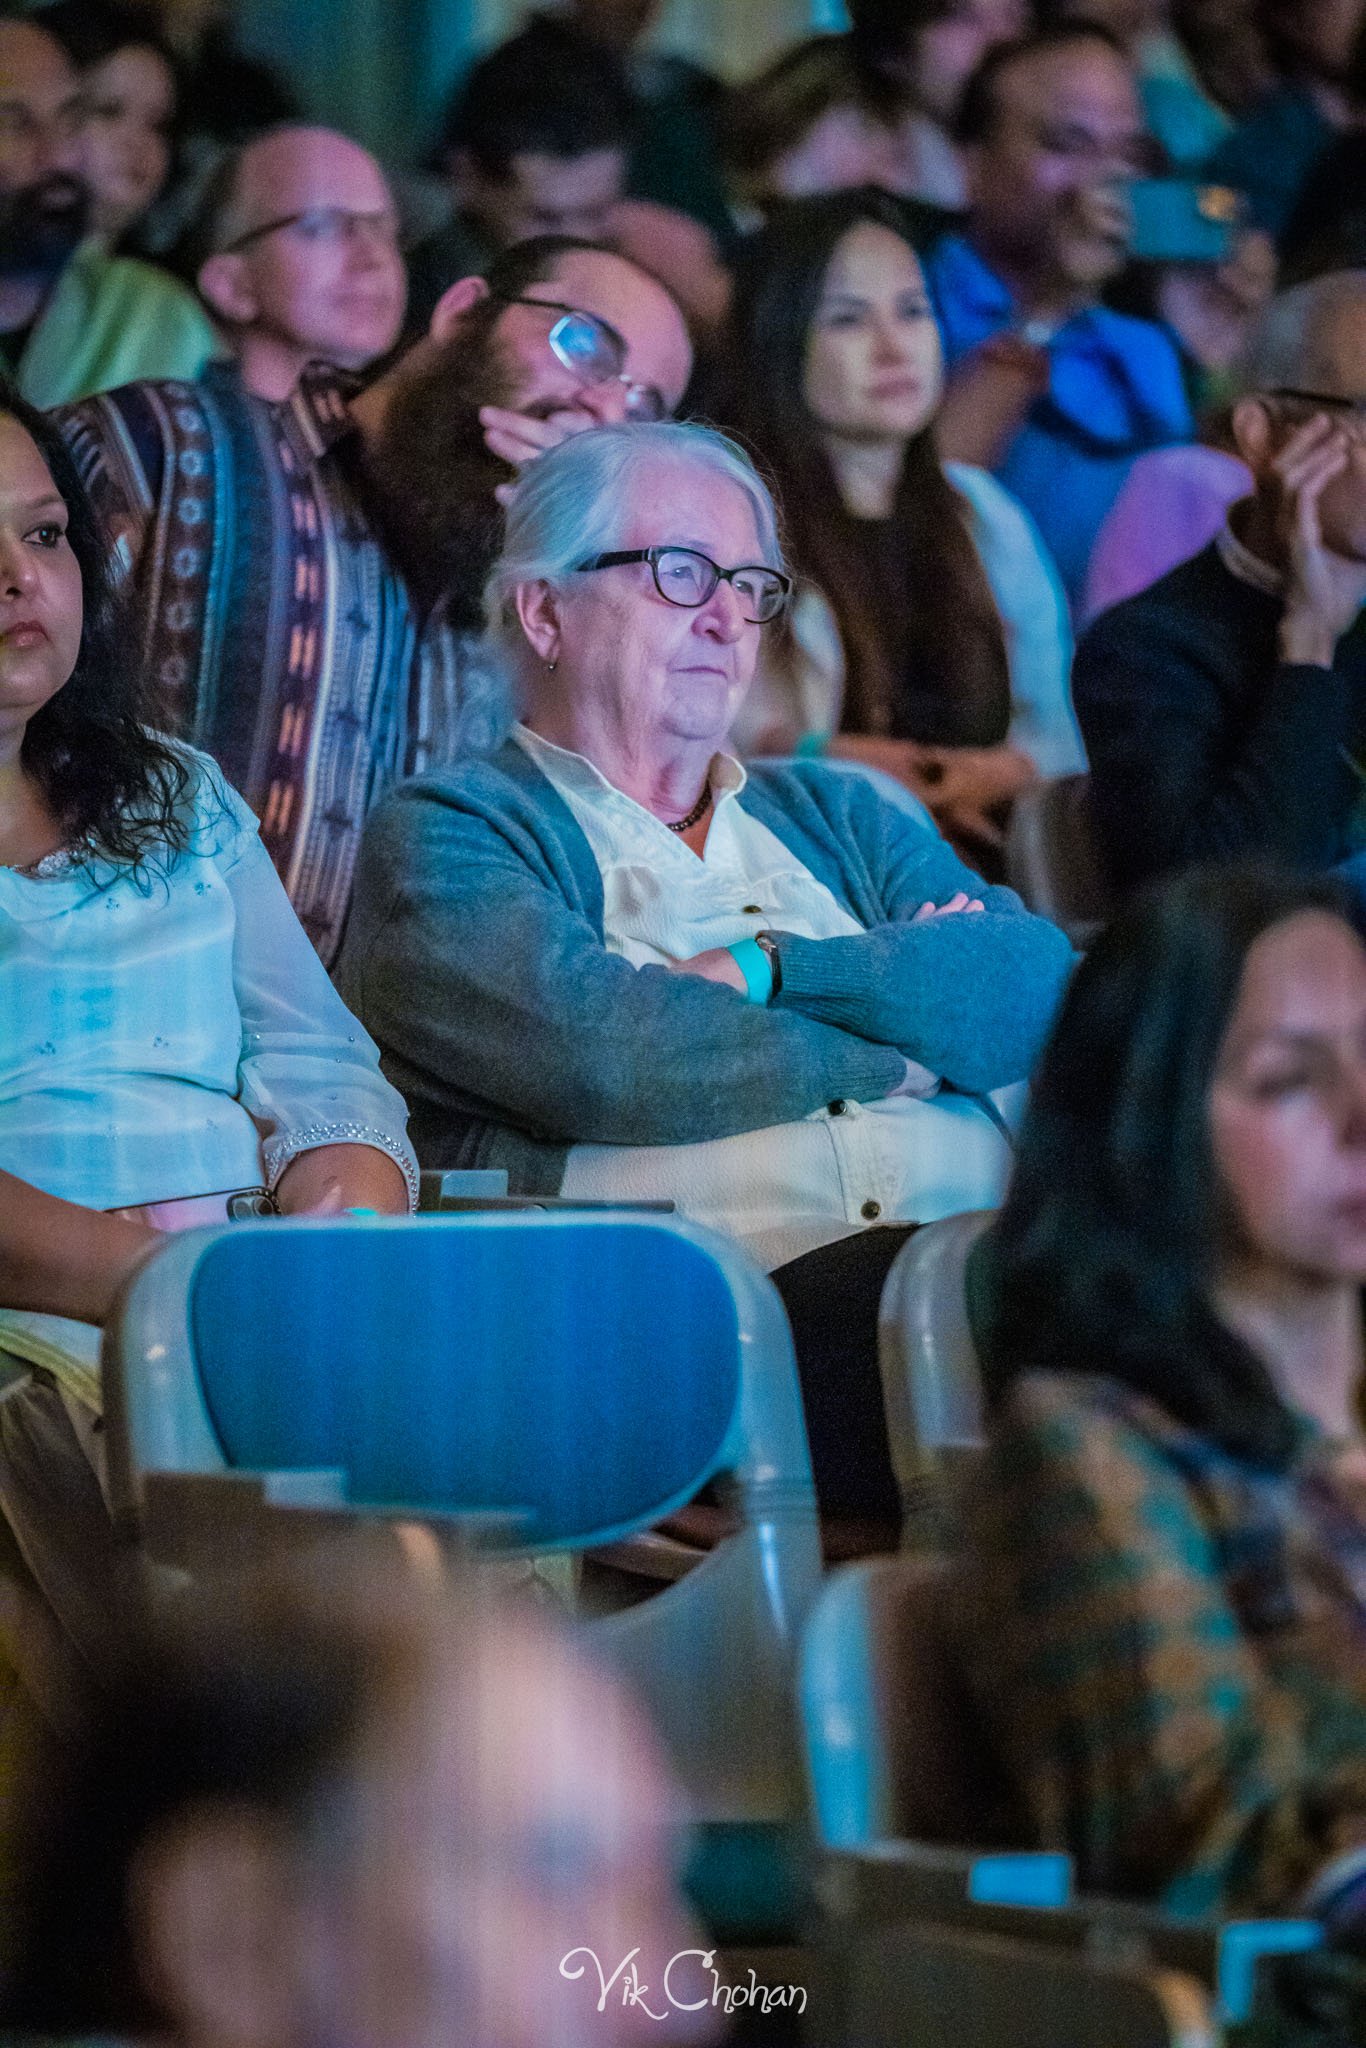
[923,21,1193,608]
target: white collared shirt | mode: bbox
[1216,520,1283,598]
[515,725,1012,1270]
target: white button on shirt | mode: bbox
[516,726,1013,1270]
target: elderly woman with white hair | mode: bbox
[339,420,1074,1534]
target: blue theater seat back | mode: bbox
[180,1216,741,1547]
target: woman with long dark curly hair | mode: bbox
[958,865,1366,1940]
[4,389,194,875]
[0,384,416,1691]
[713,187,1083,862]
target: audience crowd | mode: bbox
[6,0,1366,2035]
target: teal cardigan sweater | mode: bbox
[337,744,1076,1193]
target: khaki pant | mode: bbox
[0,1374,123,1718]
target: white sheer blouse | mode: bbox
[1,753,417,1212]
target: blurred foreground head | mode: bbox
[0,1542,708,2048]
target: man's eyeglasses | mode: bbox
[1025,118,1157,176]
[576,546,792,624]
[490,295,667,422]
[222,205,401,255]
[1270,387,1366,429]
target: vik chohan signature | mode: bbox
[560,1946,807,2020]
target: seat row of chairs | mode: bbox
[86,1202,1335,2041]
[808,1212,1328,2042]
[1005,771,1111,946]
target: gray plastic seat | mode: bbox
[102,1210,823,1841]
[877,1209,994,1543]
[1005,772,1112,946]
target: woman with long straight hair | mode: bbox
[960,865,1366,1939]
[715,187,1083,863]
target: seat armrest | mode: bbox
[133,1472,526,1572]
[814,1844,1322,2022]
[815,1844,1072,1925]
[418,1169,509,1208]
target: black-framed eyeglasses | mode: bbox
[222,204,400,254]
[489,295,667,421]
[576,547,792,624]
[1270,386,1366,424]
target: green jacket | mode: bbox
[8,238,219,408]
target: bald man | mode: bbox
[185,125,407,399]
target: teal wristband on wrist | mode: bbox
[727,936,774,1004]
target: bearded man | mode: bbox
[0,13,216,404]
[55,236,692,963]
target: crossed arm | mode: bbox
[344,773,1074,1147]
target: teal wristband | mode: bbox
[794,730,830,759]
[727,936,773,1004]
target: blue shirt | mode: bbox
[923,233,1194,609]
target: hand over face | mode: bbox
[1271,414,1366,659]
[481,404,601,504]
